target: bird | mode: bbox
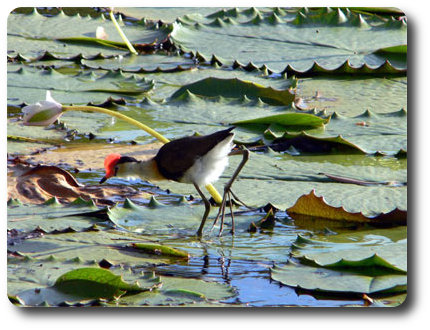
[99,127,249,236]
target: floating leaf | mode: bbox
[320,172,406,187]
[171,7,406,72]
[7,9,171,58]
[8,66,154,105]
[268,132,367,154]
[233,113,328,130]
[108,197,255,235]
[170,77,295,106]
[270,260,406,295]
[130,243,189,258]
[296,76,407,117]
[116,274,236,306]
[15,267,161,306]
[291,235,407,273]
[286,190,406,224]
[54,267,144,298]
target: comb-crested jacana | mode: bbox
[99,127,249,236]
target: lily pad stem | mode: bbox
[61,105,223,204]
[109,9,138,55]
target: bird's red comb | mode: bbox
[104,153,121,178]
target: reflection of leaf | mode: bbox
[286,189,407,224]
[171,77,295,106]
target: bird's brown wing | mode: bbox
[154,127,234,182]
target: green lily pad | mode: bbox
[7,198,103,232]
[113,273,236,306]
[81,53,196,72]
[130,243,189,258]
[170,77,295,106]
[7,9,171,58]
[171,7,406,72]
[7,66,154,105]
[107,197,255,236]
[14,266,161,306]
[270,260,406,294]
[296,76,407,117]
[292,235,407,273]
[233,113,328,131]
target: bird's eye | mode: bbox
[114,167,119,176]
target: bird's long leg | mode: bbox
[228,191,235,235]
[229,189,253,209]
[194,183,211,237]
[211,189,227,231]
[213,149,250,236]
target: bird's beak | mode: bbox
[99,176,108,184]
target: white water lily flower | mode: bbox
[22,91,63,126]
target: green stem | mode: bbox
[109,9,138,55]
[62,105,223,204]
[63,105,169,143]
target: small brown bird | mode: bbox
[100,127,249,236]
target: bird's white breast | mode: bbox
[180,134,235,186]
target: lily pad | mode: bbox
[114,273,236,306]
[291,235,407,273]
[14,266,161,306]
[286,190,407,224]
[107,197,255,236]
[233,113,328,130]
[170,77,295,106]
[7,197,105,232]
[270,260,406,294]
[7,9,171,58]
[171,7,406,72]
[81,53,196,72]
[7,66,154,105]
[296,76,407,117]
[130,243,189,258]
